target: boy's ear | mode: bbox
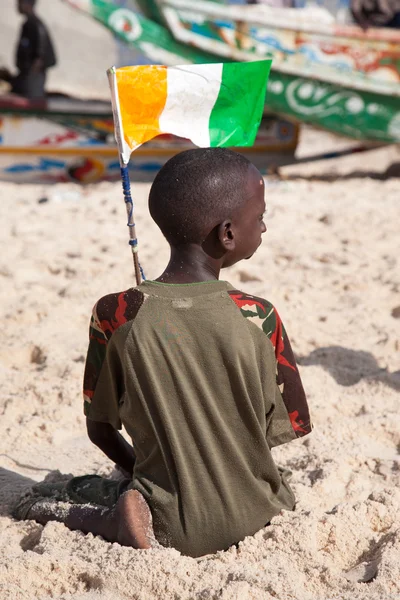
[218,220,235,252]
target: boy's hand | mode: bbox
[86,418,136,477]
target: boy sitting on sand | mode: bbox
[13,148,312,557]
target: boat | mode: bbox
[0,0,300,184]
[157,0,400,144]
[0,94,116,184]
[64,0,399,145]
[0,94,298,183]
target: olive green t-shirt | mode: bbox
[83,280,311,557]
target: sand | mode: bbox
[0,136,400,599]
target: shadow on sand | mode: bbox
[297,346,400,391]
[0,467,36,516]
[284,161,400,182]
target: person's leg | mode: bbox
[25,72,46,99]
[13,475,158,549]
[12,71,46,99]
[11,72,27,95]
[22,489,157,549]
[64,474,130,506]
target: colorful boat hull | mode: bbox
[266,71,400,143]
[159,1,400,93]
[64,0,399,143]
[158,0,400,144]
[0,112,298,183]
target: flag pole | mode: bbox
[107,66,144,286]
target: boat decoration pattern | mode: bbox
[267,72,400,142]
[0,114,298,183]
[159,0,400,94]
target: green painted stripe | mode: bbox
[209,60,272,148]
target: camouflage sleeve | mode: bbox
[82,301,125,429]
[228,290,312,440]
[83,305,108,417]
[83,289,145,427]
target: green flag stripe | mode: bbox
[209,60,272,148]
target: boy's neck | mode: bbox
[156,244,221,284]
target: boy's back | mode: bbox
[84,280,310,557]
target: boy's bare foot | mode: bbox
[115,489,157,549]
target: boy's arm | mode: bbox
[228,291,312,443]
[83,301,135,474]
[270,310,311,438]
[86,418,136,477]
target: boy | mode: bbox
[13,148,311,557]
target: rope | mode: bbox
[120,165,146,284]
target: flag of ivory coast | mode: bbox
[108,61,272,164]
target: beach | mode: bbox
[0,137,400,599]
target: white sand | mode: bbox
[1,138,400,599]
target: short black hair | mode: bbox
[149,148,253,246]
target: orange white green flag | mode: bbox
[108,61,272,165]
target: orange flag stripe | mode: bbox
[116,65,168,149]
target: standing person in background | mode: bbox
[351,0,400,27]
[12,0,57,99]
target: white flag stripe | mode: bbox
[159,63,223,147]
[108,66,132,164]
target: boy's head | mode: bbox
[17,0,36,15]
[149,148,266,268]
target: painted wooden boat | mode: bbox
[0,95,298,183]
[63,0,400,144]
[157,0,400,144]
